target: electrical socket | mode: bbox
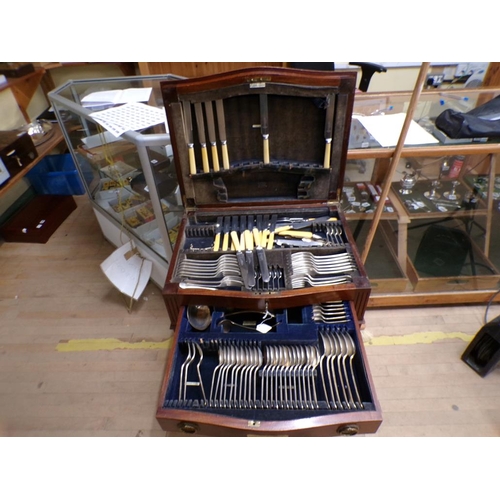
[427,73,445,87]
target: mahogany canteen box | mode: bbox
[0,130,38,177]
[155,67,382,436]
[161,67,371,328]
[0,195,77,244]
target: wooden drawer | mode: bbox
[156,301,382,436]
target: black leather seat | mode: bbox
[289,62,387,92]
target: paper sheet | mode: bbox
[100,242,152,301]
[357,113,439,147]
[90,102,167,137]
[81,88,152,107]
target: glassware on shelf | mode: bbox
[399,170,419,195]
[444,180,461,201]
[424,180,442,201]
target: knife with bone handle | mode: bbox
[221,216,231,251]
[253,225,270,283]
[243,228,256,288]
[275,228,323,240]
[275,238,325,248]
[213,216,223,252]
[275,216,338,231]
[323,94,336,168]
[231,215,239,251]
[215,99,230,170]
[230,231,251,289]
[204,101,220,172]
[182,101,197,175]
[266,214,277,250]
[194,102,210,173]
[259,93,270,164]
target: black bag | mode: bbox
[435,95,500,139]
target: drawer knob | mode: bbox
[178,422,198,434]
[337,424,359,436]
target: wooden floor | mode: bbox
[1,195,500,437]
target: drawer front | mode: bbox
[156,301,382,436]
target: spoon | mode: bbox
[187,305,212,331]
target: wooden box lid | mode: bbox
[161,67,356,210]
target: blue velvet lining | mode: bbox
[162,302,375,420]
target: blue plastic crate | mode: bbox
[26,154,85,196]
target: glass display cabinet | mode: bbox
[344,85,500,307]
[48,74,184,286]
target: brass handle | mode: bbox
[337,424,359,436]
[178,422,198,434]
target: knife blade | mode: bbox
[215,99,230,170]
[204,101,220,172]
[244,228,256,288]
[260,94,270,164]
[253,223,270,283]
[183,101,197,175]
[194,102,210,173]
[323,94,336,169]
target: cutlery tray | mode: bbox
[156,301,382,436]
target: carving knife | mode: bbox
[323,94,336,169]
[194,102,210,173]
[215,99,230,170]
[260,94,270,164]
[231,231,251,290]
[183,101,197,175]
[253,217,270,283]
[204,101,220,172]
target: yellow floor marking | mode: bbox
[364,331,474,346]
[56,331,475,352]
[56,337,172,352]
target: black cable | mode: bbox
[484,289,500,324]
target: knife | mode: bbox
[323,94,336,169]
[266,214,277,250]
[253,220,270,283]
[260,94,270,164]
[213,216,223,251]
[260,214,270,249]
[183,101,197,175]
[244,228,256,288]
[222,216,231,251]
[215,99,230,170]
[204,101,220,172]
[231,231,251,290]
[194,102,210,173]
[275,229,322,240]
[231,215,239,251]
[275,238,325,248]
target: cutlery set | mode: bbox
[158,68,381,435]
[173,323,364,411]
